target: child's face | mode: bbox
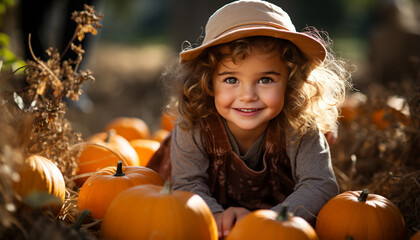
[212,49,288,137]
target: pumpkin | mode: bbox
[371,109,390,129]
[76,130,139,185]
[78,161,163,219]
[101,181,218,240]
[226,206,318,240]
[129,139,160,167]
[316,189,406,240]
[152,128,170,142]
[13,155,66,208]
[339,92,367,125]
[105,116,150,141]
[160,113,176,131]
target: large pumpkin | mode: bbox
[76,130,139,185]
[13,155,66,208]
[105,116,150,141]
[316,189,406,240]
[101,181,218,240]
[226,206,318,240]
[78,161,163,219]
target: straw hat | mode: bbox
[180,0,326,64]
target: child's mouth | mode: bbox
[236,108,260,113]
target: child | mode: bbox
[148,0,351,237]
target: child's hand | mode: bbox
[214,207,250,238]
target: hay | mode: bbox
[332,82,420,236]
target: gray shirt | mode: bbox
[170,118,339,225]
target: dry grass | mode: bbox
[332,81,420,237]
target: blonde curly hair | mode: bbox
[164,33,351,137]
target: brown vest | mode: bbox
[147,114,295,210]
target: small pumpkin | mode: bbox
[339,92,367,125]
[101,181,218,240]
[226,206,318,240]
[78,161,164,219]
[13,155,66,209]
[160,112,176,131]
[152,128,170,142]
[129,139,160,167]
[105,116,150,141]
[316,189,406,240]
[76,130,139,185]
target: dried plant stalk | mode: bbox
[18,4,102,179]
[0,4,103,236]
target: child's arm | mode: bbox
[273,129,339,225]
[170,123,224,214]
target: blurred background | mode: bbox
[1,0,420,136]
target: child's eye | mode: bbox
[258,77,273,84]
[224,77,238,84]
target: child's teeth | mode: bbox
[240,109,256,112]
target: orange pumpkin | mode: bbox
[129,139,160,167]
[226,206,318,240]
[160,113,176,131]
[152,128,170,142]
[105,117,150,141]
[101,181,218,240]
[13,155,66,208]
[76,130,139,185]
[339,92,367,125]
[78,161,163,219]
[316,189,406,240]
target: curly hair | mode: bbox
[163,33,351,137]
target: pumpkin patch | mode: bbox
[1,1,419,239]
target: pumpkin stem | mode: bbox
[160,181,172,195]
[114,161,125,177]
[276,205,289,221]
[358,189,369,202]
[105,129,116,142]
[73,209,91,230]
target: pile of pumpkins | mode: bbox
[12,114,416,239]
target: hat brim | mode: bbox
[180,25,326,64]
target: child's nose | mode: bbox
[238,84,258,102]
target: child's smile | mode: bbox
[212,49,289,146]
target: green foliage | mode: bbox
[0,0,14,15]
[0,0,25,72]
[0,33,25,71]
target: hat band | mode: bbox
[206,22,293,43]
